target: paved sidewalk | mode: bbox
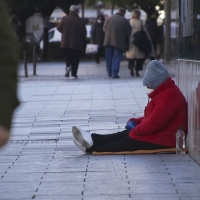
[0,59,200,200]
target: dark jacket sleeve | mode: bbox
[90,23,96,43]
[57,17,64,33]
[0,1,20,129]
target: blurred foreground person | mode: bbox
[57,5,86,79]
[0,1,20,148]
[71,60,187,154]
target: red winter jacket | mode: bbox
[128,77,187,147]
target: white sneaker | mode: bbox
[72,126,93,149]
[70,76,77,79]
[72,136,86,153]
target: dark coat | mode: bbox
[57,12,87,51]
[103,13,131,52]
[91,21,105,47]
[128,77,187,147]
[145,17,159,45]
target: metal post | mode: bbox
[23,50,28,77]
[33,45,36,75]
[164,0,171,63]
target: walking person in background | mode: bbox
[57,5,87,79]
[103,8,131,78]
[91,14,105,64]
[0,1,20,148]
[125,10,146,77]
[146,11,160,60]
[71,60,187,154]
[157,22,164,61]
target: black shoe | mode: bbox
[130,66,134,77]
[94,57,100,64]
[136,72,140,77]
[112,75,120,79]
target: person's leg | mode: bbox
[112,48,123,77]
[63,48,72,77]
[94,47,101,64]
[72,127,129,153]
[135,59,144,77]
[71,49,81,78]
[129,59,135,77]
[91,130,129,146]
[87,135,170,153]
[104,46,114,77]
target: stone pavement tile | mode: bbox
[0,156,18,163]
[181,196,200,200]
[35,182,84,195]
[85,171,127,180]
[83,194,164,200]
[41,172,85,182]
[0,192,33,200]
[7,164,48,173]
[128,194,181,200]
[0,145,24,156]
[0,173,43,182]
[0,182,38,192]
[128,182,176,194]
[33,195,82,200]
[173,183,200,194]
[84,183,130,195]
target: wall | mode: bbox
[176,60,200,164]
[176,0,200,164]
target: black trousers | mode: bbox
[94,46,104,63]
[128,59,145,72]
[63,48,81,77]
[87,130,169,153]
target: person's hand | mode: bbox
[125,120,136,131]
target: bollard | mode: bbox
[33,45,36,75]
[23,50,28,77]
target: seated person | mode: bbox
[72,60,187,154]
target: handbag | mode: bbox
[85,44,98,55]
[132,22,152,54]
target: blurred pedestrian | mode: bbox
[157,22,164,61]
[103,8,131,78]
[146,11,159,60]
[0,1,20,148]
[90,14,105,64]
[71,60,187,154]
[57,5,87,79]
[9,15,23,42]
[125,10,146,77]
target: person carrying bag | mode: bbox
[132,21,152,54]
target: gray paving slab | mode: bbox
[0,59,199,199]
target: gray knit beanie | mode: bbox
[143,60,169,89]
